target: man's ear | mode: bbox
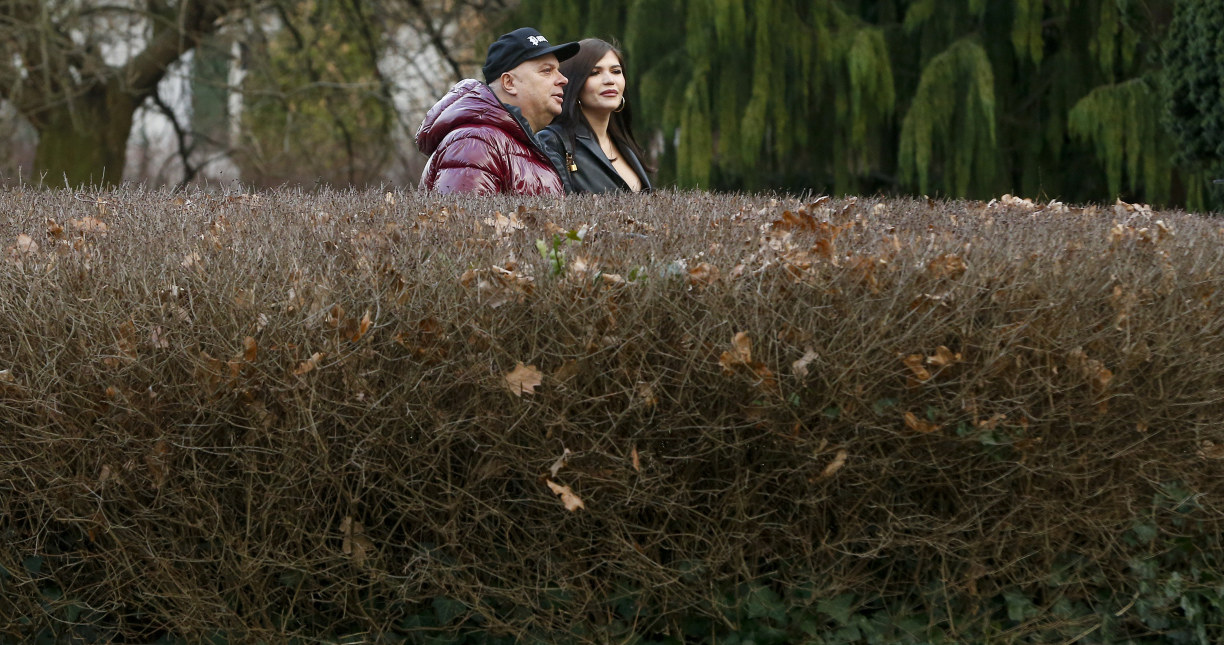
[498,72,518,97]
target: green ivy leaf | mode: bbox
[817,593,856,625]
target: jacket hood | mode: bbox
[415,79,531,155]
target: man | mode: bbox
[415,28,579,194]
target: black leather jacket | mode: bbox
[537,123,652,194]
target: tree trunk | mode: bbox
[33,80,136,187]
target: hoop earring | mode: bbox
[614,96,626,112]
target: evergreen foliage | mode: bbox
[1164,0,1224,178]
[500,0,1212,208]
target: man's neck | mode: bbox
[490,86,541,133]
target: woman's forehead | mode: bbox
[592,50,622,67]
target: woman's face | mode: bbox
[579,50,625,115]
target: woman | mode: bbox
[537,39,654,193]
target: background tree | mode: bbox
[0,1,240,186]
[504,0,1208,208]
[1164,0,1224,205]
[0,0,501,188]
[233,0,395,186]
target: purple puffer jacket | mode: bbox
[415,79,564,195]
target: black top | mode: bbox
[537,123,652,194]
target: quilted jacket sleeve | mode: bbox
[422,129,506,195]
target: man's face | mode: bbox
[503,54,567,132]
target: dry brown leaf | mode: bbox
[546,479,585,511]
[904,411,940,434]
[549,448,572,478]
[1093,366,1114,393]
[927,253,967,280]
[339,516,374,566]
[505,362,543,396]
[792,347,819,378]
[719,332,777,391]
[926,346,963,368]
[293,352,325,376]
[687,262,720,287]
[1198,440,1224,460]
[483,212,525,236]
[631,445,640,472]
[552,360,582,382]
[145,439,171,489]
[15,234,38,255]
[902,354,932,381]
[636,381,658,408]
[70,217,108,235]
[242,336,258,362]
[352,310,372,342]
[819,449,848,479]
[719,332,753,372]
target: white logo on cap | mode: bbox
[528,35,548,46]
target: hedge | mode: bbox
[2,188,1223,643]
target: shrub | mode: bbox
[1,188,1223,643]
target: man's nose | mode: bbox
[557,73,567,86]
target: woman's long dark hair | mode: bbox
[556,38,655,173]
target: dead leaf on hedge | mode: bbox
[505,362,543,396]
[293,352,325,376]
[181,252,202,269]
[483,212,525,236]
[1198,440,1224,460]
[15,234,38,255]
[792,347,819,378]
[1091,365,1113,393]
[926,346,963,368]
[549,448,572,478]
[546,479,585,511]
[70,217,108,235]
[927,253,967,280]
[149,326,170,350]
[145,439,171,489]
[720,332,754,372]
[719,332,777,390]
[902,354,932,382]
[687,262,720,287]
[242,336,258,362]
[819,449,848,479]
[631,445,640,472]
[904,411,940,434]
[340,516,375,567]
[351,310,372,342]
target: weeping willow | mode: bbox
[1069,77,1172,206]
[501,0,1200,207]
[897,38,996,197]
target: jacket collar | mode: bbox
[575,129,650,190]
[503,102,542,146]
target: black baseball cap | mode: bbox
[482,28,579,83]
